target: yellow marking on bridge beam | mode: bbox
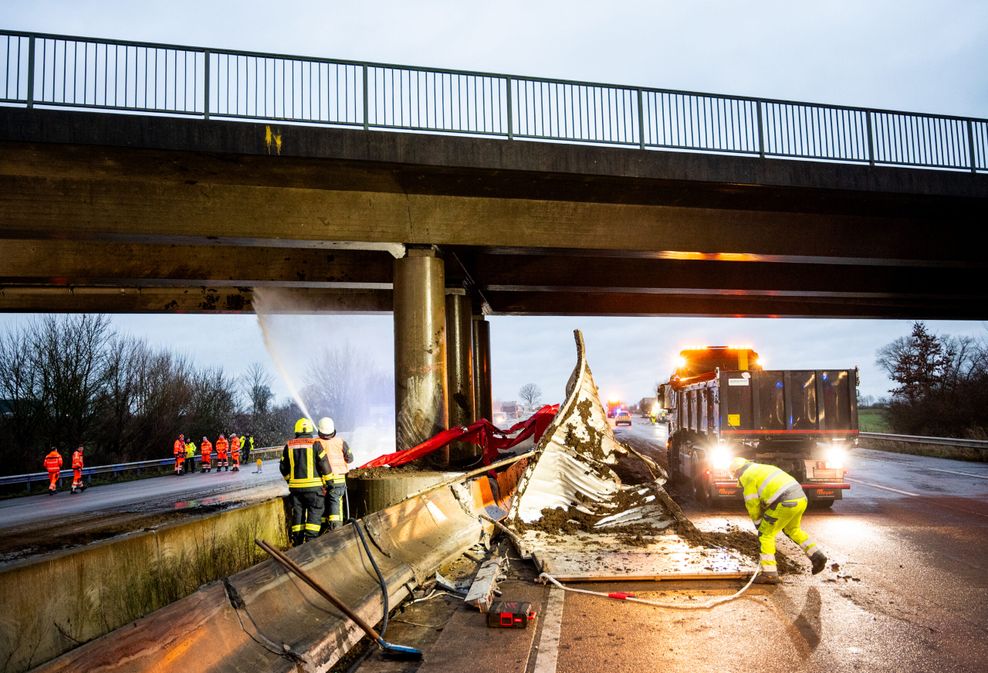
[264,125,282,155]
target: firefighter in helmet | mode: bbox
[315,417,354,532]
[280,418,332,545]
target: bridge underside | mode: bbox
[1,107,986,319]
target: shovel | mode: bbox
[255,538,423,661]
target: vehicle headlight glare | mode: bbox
[710,443,733,471]
[825,445,847,469]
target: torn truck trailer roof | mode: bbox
[507,330,752,582]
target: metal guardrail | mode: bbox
[0,446,282,489]
[859,432,988,450]
[1,29,986,173]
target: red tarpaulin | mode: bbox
[358,404,559,469]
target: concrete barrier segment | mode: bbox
[2,497,287,673]
[30,483,490,673]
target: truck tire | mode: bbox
[691,453,710,507]
[811,498,835,510]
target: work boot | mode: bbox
[754,572,780,585]
[810,550,828,575]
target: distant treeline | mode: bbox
[0,315,393,476]
[876,322,988,438]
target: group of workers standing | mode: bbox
[43,446,86,495]
[173,433,254,475]
[280,417,353,546]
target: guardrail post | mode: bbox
[756,101,765,158]
[636,88,645,149]
[203,50,210,119]
[505,77,514,139]
[866,111,875,166]
[362,64,369,130]
[26,36,36,108]
[967,119,977,174]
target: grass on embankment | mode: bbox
[857,408,987,462]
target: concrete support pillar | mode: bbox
[446,289,478,466]
[393,248,448,461]
[472,315,493,424]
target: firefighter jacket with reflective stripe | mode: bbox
[315,437,352,480]
[738,462,805,523]
[45,451,63,472]
[280,436,332,489]
[72,451,84,469]
[215,437,229,457]
[185,442,196,458]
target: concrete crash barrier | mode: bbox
[0,498,288,673]
[29,479,504,673]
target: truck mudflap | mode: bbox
[709,481,850,500]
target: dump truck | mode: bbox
[658,346,856,508]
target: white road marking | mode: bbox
[846,478,919,497]
[532,587,565,673]
[928,468,988,480]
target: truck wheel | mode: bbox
[693,475,710,507]
[811,498,835,510]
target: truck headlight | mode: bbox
[710,443,733,471]
[825,445,847,470]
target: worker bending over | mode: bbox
[280,418,333,545]
[71,445,85,494]
[44,448,63,495]
[315,417,353,532]
[729,458,828,584]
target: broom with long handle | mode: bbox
[255,538,423,661]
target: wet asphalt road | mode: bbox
[533,419,988,673]
[0,460,286,532]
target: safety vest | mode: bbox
[45,451,63,472]
[281,437,331,489]
[72,451,84,469]
[316,437,349,478]
[231,436,241,457]
[738,462,806,521]
[174,439,185,457]
[186,443,196,458]
[215,437,229,457]
[201,440,213,461]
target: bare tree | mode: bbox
[519,383,542,408]
[305,343,392,432]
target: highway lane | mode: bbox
[0,460,288,562]
[537,419,988,673]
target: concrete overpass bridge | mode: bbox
[2,29,987,455]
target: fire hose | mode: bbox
[536,569,761,610]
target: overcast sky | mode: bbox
[2,1,986,409]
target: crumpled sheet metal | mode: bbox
[507,330,749,581]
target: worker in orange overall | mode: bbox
[215,434,229,472]
[230,433,242,472]
[44,448,63,495]
[71,445,86,494]
[200,436,213,473]
[174,434,186,475]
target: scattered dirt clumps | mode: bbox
[677,521,802,575]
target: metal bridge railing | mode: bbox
[0,447,282,491]
[2,29,986,173]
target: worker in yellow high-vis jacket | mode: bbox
[729,458,828,584]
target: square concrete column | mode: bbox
[393,248,448,461]
[445,289,478,465]
[472,315,493,424]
